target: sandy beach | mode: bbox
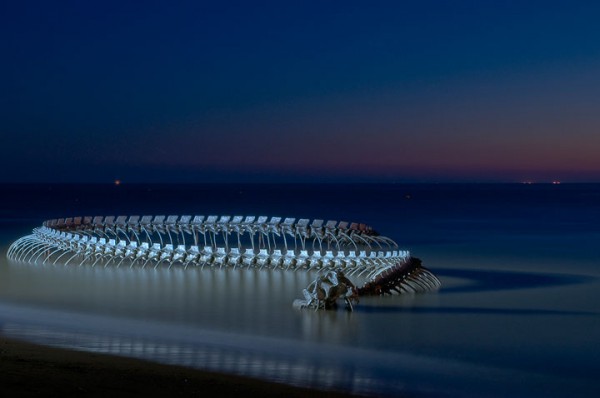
[0,337,351,397]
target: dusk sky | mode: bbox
[2,0,600,183]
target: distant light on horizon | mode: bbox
[522,180,567,185]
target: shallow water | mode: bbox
[1,183,599,397]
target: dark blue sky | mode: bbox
[2,0,600,182]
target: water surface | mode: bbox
[1,183,599,397]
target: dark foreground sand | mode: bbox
[0,337,352,397]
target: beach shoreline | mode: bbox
[0,336,353,397]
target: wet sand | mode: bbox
[0,337,352,397]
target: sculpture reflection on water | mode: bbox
[7,214,441,310]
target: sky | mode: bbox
[1,0,600,183]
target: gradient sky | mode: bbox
[2,0,600,183]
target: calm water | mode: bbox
[1,183,599,397]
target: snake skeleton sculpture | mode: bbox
[7,215,441,311]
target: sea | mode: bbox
[0,183,598,397]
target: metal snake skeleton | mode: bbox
[7,215,441,310]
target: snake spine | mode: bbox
[7,215,441,306]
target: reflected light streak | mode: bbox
[0,306,406,396]
[0,307,537,398]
